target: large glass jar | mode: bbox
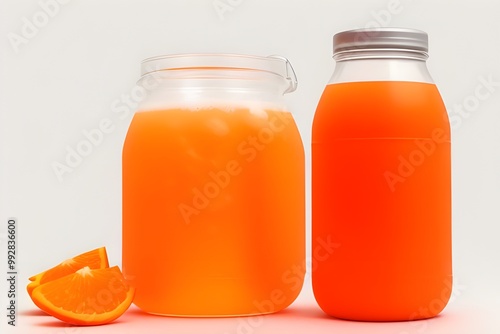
[123,54,305,316]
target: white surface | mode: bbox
[1,0,500,333]
[10,286,500,334]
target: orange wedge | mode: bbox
[31,266,134,326]
[27,247,109,297]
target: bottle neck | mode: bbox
[329,50,433,84]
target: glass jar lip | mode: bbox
[140,53,298,93]
[333,27,429,56]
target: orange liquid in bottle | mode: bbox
[123,107,304,316]
[312,81,452,321]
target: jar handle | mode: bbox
[267,55,298,94]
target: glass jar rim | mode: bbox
[140,53,298,93]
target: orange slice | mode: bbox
[27,247,109,297]
[31,266,134,326]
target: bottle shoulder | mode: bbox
[313,81,450,140]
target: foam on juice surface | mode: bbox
[137,96,287,119]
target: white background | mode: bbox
[1,0,500,333]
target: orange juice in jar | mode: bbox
[312,29,452,321]
[122,54,304,316]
